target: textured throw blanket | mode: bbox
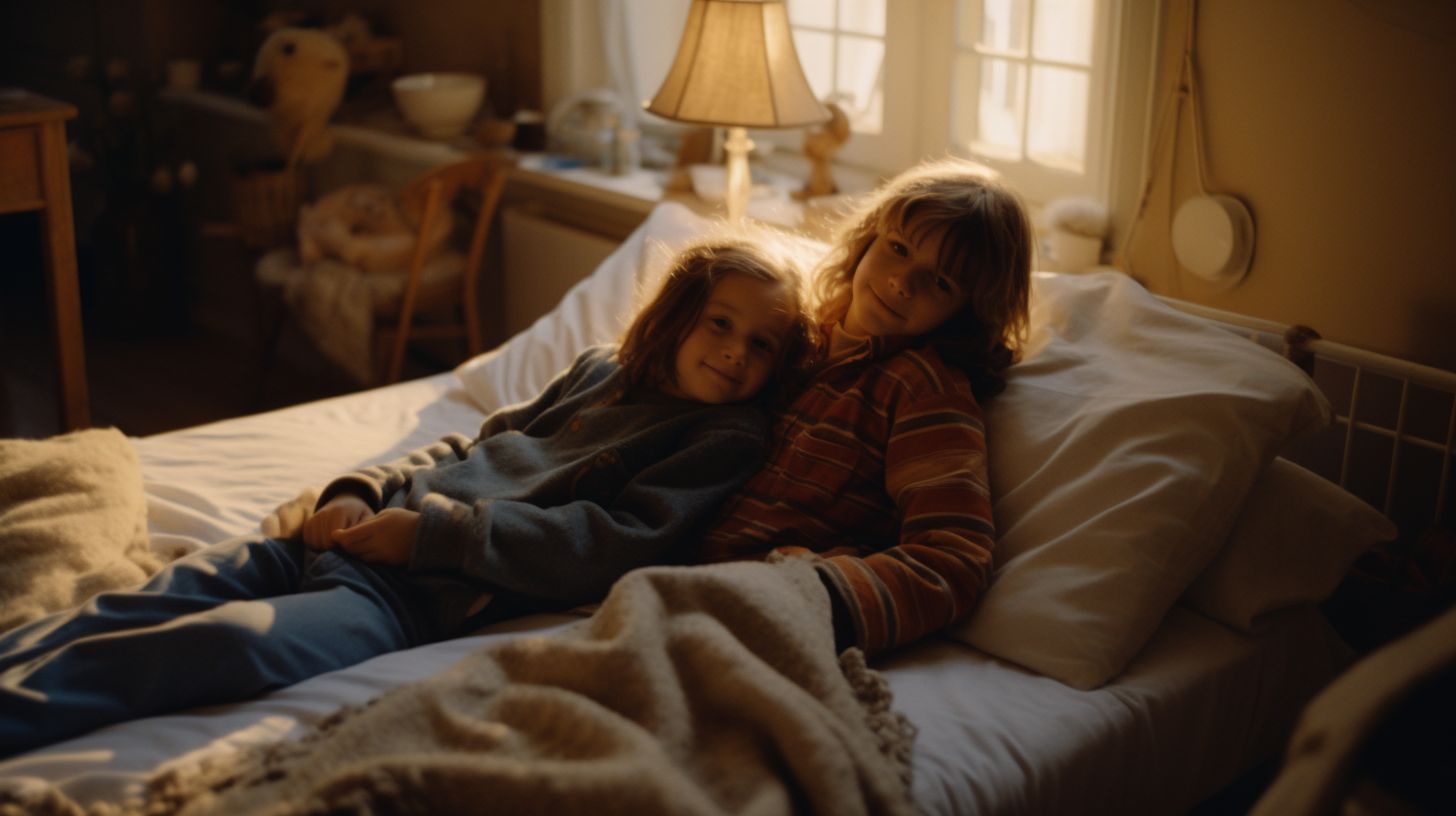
[0,428,179,632]
[9,559,916,816]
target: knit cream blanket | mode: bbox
[17,559,916,815]
[0,428,177,632]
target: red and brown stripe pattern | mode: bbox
[702,335,994,656]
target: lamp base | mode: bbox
[723,126,754,224]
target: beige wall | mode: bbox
[379,0,541,118]
[1120,0,1456,370]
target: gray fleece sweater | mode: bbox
[318,346,768,620]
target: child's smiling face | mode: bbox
[667,273,795,404]
[842,218,970,339]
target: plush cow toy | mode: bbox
[250,27,349,168]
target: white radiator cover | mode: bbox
[501,207,621,338]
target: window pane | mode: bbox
[1027,65,1087,171]
[955,54,1023,158]
[1032,0,1094,65]
[838,0,885,36]
[836,34,885,133]
[967,0,1028,53]
[951,53,977,150]
[788,0,835,29]
[792,29,834,99]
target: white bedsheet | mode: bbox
[0,374,1350,815]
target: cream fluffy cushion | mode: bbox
[0,428,161,631]
[950,272,1331,689]
[1184,457,1396,633]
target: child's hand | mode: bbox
[261,486,321,540]
[333,508,420,566]
[303,495,374,551]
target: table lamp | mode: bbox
[646,0,830,223]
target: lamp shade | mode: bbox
[647,0,830,129]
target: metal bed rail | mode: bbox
[1157,296,1456,530]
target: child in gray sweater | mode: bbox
[0,239,815,757]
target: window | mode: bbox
[947,0,1116,203]
[785,0,887,135]
[580,0,1146,207]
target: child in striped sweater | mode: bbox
[701,158,1034,656]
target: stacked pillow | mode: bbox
[1184,456,1395,633]
[949,272,1334,688]
[457,203,1386,690]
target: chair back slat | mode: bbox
[386,154,514,381]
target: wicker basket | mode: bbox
[232,165,300,249]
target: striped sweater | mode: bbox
[700,328,995,657]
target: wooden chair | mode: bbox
[253,154,512,392]
[375,155,511,383]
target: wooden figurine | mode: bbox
[794,103,850,201]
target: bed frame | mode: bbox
[1160,296,1456,536]
[1162,295,1456,654]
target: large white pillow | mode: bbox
[951,272,1332,689]
[1183,456,1396,633]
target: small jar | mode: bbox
[611,127,640,175]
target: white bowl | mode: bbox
[391,72,486,140]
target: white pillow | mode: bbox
[950,271,1332,689]
[455,203,711,412]
[456,202,827,412]
[1183,457,1396,633]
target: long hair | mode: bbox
[815,158,1033,397]
[618,239,817,403]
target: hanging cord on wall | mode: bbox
[1118,0,1214,289]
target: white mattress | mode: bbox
[0,374,1351,815]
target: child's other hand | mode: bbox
[333,508,419,566]
[304,495,374,551]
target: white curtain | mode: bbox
[542,0,690,130]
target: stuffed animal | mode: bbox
[249,27,349,169]
[297,184,453,276]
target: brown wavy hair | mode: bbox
[618,238,817,404]
[815,158,1033,398]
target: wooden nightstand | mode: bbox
[0,89,88,430]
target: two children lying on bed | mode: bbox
[0,157,1032,756]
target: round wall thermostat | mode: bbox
[1171,194,1254,286]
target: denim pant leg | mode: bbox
[0,537,307,670]
[0,539,432,757]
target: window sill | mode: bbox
[159,88,860,239]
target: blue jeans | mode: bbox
[0,537,439,757]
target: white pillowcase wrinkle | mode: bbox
[954,272,1330,690]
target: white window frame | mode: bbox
[555,0,1154,211]
[918,0,1123,207]
[752,1,919,173]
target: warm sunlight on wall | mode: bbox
[1119,0,1456,371]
